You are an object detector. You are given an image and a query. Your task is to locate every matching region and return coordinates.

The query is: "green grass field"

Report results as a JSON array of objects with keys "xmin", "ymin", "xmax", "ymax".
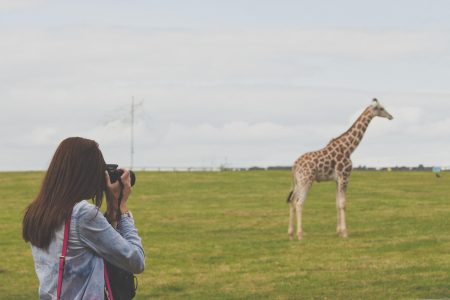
[{"xmin": 1, "ymin": 171, "xmax": 449, "ymax": 299}]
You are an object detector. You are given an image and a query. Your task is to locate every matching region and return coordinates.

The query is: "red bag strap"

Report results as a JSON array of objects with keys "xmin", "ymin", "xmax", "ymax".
[
  {"xmin": 104, "ymin": 260, "xmax": 114, "ymax": 300},
  {"xmin": 57, "ymin": 217, "xmax": 71, "ymax": 300}
]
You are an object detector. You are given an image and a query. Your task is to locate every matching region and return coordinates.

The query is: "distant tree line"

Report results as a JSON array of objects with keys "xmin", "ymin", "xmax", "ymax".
[{"xmin": 239, "ymin": 164, "xmax": 447, "ymax": 172}]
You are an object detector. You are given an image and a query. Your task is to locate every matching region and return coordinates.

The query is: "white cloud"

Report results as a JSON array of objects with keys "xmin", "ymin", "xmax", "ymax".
[
  {"xmin": 1, "ymin": 27, "xmax": 448, "ymax": 88},
  {"xmin": 0, "ymin": 0, "xmax": 48, "ymax": 11},
  {"xmin": 2, "ymin": 88, "xmax": 450, "ymax": 170},
  {"xmin": 29, "ymin": 127, "xmax": 58, "ymax": 145},
  {"xmin": 163, "ymin": 121, "xmax": 296, "ymax": 145}
]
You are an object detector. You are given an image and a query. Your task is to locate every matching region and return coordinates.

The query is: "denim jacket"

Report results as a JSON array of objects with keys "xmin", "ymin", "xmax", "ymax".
[{"xmin": 31, "ymin": 200, "xmax": 145, "ymax": 300}]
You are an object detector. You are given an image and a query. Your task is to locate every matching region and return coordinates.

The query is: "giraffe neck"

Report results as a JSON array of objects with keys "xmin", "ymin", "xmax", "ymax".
[{"xmin": 332, "ymin": 107, "xmax": 374, "ymax": 154}]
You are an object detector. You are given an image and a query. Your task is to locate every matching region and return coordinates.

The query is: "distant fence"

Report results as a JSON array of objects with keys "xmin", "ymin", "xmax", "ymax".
[
  {"xmin": 131, "ymin": 165, "xmax": 450, "ymax": 172},
  {"xmin": 133, "ymin": 166, "xmax": 272, "ymax": 172},
  {"xmin": 135, "ymin": 167, "xmax": 222, "ymax": 172}
]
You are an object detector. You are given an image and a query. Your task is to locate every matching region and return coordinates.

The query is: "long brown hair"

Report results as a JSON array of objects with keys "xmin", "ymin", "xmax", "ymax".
[{"xmin": 23, "ymin": 137, "xmax": 106, "ymax": 249}]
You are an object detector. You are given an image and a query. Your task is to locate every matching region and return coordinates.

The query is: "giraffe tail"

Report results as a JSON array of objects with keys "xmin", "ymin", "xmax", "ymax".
[{"xmin": 286, "ymin": 190, "xmax": 294, "ymax": 203}]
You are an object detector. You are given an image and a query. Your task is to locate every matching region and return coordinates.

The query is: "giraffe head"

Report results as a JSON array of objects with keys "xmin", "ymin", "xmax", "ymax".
[{"xmin": 370, "ymin": 98, "xmax": 393, "ymax": 120}]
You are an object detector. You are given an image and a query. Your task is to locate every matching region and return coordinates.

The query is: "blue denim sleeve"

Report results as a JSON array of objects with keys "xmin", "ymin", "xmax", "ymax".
[{"xmin": 76, "ymin": 205, "xmax": 145, "ymax": 274}]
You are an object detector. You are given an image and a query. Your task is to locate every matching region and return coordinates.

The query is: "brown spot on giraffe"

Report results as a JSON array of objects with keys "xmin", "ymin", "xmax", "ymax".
[
  {"xmin": 330, "ymin": 160, "xmax": 336, "ymax": 168},
  {"xmin": 287, "ymin": 99, "xmax": 393, "ymax": 241}
]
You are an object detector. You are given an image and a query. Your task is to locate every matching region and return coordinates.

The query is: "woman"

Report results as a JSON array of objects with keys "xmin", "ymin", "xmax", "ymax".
[{"xmin": 22, "ymin": 137, "xmax": 145, "ymax": 299}]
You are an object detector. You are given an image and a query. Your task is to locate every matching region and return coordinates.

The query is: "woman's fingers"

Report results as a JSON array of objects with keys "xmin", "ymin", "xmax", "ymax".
[
  {"xmin": 119, "ymin": 169, "xmax": 131, "ymax": 188},
  {"xmin": 105, "ymin": 171, "xmax": 111, "ymax": 187}
]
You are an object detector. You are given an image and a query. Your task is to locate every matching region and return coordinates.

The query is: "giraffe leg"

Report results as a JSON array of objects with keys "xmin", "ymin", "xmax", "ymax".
[
  {"xmin": 336, "ymin": 180, "xmax": 348, "ymax": 238},
  {"xmin": 295, "ymin": 200, "xmax": 304, "ymax": 240},
  {"xmin": 336, "ymin": 194, "xmax": 341, "ymax": 235},
  {"xmin": 288, "ymin": 202, "xmax": 295, "ymax": 240},
  {"xmin": 293, "ymin": 185, "xmax": 310, "ymax": 240},
  {"xmin": 335, "ymin": 182, "xmax": 342, "ymax": 234}
]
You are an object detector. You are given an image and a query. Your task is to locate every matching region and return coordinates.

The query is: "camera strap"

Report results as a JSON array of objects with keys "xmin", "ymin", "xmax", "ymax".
[
  {"xmin": 116, "ymin": 178, "xmax": 124, "ymax": 223},
  {"xmin": 104, "ymin": 177, "xmax": 124, "ymax": 300}
]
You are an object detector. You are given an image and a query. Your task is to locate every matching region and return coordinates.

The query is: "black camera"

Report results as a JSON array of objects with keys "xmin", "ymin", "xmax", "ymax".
[{"xmin": 106, "ymin": 164, "xmax": 136, "ymax": 187}]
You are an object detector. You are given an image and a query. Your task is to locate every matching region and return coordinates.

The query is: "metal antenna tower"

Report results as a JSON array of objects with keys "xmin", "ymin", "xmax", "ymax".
[{"xmin": 130, "ymin": 96, "xmax": 135, "ymax": 169}]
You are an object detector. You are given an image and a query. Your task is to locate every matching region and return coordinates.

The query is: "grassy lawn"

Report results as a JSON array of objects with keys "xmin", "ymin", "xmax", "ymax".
[{"xmin": 1, "ymin": 170, "xmax": 449, "ymax": 299}]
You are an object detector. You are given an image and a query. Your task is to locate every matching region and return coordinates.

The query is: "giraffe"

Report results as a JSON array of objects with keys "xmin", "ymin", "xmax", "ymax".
[{"xmin": 287, "ymin": 99, "xmax": 393, "ymax": 240}]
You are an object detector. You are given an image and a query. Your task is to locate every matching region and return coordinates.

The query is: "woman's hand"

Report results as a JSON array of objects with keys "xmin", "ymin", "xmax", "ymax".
[{"xmin": 105, "ymin": 168, "xmax": 132, "ymax": 220}]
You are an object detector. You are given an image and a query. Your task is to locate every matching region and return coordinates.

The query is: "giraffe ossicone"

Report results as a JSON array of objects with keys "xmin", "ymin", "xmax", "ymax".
[{"xmin": 287, "ymin": 99, "xmax": 393, "ymax": 240}]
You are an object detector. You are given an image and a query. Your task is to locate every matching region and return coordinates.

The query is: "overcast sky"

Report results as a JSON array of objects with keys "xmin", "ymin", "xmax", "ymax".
[{"xmin": 1, "ymin": 0, "xmax": 450, "ymax": 171}]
